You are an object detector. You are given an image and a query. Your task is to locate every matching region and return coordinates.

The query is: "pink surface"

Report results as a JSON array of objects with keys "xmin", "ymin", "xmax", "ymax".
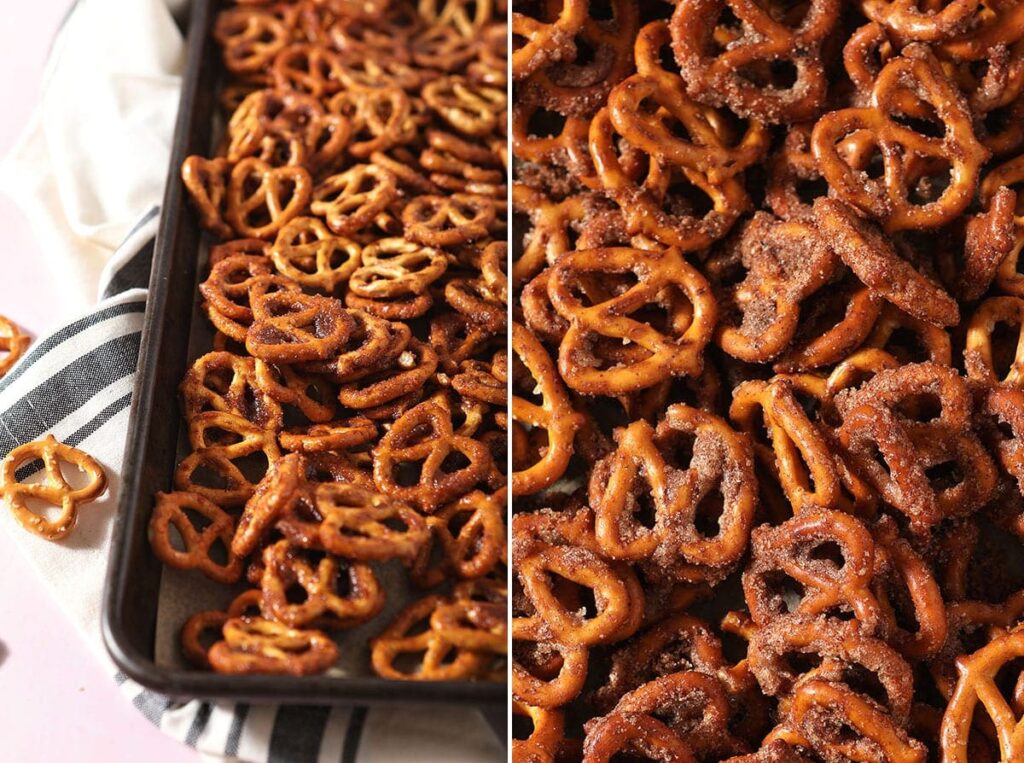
[{"xmin": 0, "ymin": 4, "xmax": 195, "ymax": 761}]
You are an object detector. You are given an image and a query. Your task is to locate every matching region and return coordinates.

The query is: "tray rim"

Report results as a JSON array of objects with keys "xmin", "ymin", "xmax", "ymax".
[{"xmin": 100, "ymin": 0, "xmax": 506, "ymax": 709}]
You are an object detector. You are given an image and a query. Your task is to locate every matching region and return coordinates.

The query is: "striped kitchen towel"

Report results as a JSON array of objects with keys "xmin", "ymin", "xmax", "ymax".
[{"xmin": 0, "ymin": 208, "xmax": 505, "ymax": 762}]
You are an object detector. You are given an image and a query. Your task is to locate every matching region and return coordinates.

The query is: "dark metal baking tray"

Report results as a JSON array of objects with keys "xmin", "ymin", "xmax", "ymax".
[{"xmin": 101, "ymin": 0, "xmax": 506, "ymax": 712}]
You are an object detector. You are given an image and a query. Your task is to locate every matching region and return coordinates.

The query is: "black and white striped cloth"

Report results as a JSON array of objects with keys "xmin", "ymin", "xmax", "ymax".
[{"xmin": 0, "ymin": 208, "xmax": 504, "ymax": 762}]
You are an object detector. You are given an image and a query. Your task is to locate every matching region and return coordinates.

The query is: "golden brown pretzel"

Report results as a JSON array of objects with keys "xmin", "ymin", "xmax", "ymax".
[
  {"xmin": 149, "ymin": 491, "xmax": 243, "ymax": 584},
  {"xmin": 208, "ymin": 616, "xmax": 339, "ymax": 676},
  {"xmin": 1, "ymin": 435, "xmax": 107, "ymax": 541},
  {"xmin": 670, "ymin": 0, "xmax": 840, "ymax": 123},
  {"xmin": 811, "ymin": 46, "xmax": 989, "ymax": 232},
  {"xmin": 548, "ymin": 246, "xmax": 716, "ymax": 395},
  {"xmin": 814, "ymin": 198, "xmax": 960, "ymax": 328}
]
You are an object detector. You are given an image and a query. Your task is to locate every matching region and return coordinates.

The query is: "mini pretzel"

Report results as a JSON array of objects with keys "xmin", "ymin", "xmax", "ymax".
[
  {"xmin": 521, "ymin": 0, "xmax": 639, "ymax": 119},
  {"xmin": 180, "ymin": 589, "xmax": 264, "ymax": 669},
  {"xmin": 311, "ymin": 164, "xmax": 398, "ymax": 235},
  {"xmin": 814, "ymin": 198, "xmax": 960, "ymax": 328},
  {"xmin": 713, "ymin": 213, "xmax": 839, "ymax": 363},
  {"xmin": 175, "ymin": 412, "xmax": 281, "ymax": 508},
  {"xmin": 422, "ymin": 76, "xmax": 506, "ymax": 137},
  {"xmin": 670, "ymin": 0, "xmax": 840, "ymax": 123},
  {"xmin": 835, "ymin": 362, "xmax": 997, "ymax": 531},
  {"xmin": 411, "ymin": 23, "xmax": 480, "ymax": 71},
  {"xmin": 430, "ymin": 599, "xmax": 507, "ymax": 654},
  {"xmin": 199, "ymin": 254, "xmax": 299, "ymax": 330},
  {"xmin": 328, "ymin": 86, "xmax": 414, "ymax": 158},
  {"xmin": 226, "ymin": 158, "xmax": 313, "ymax": 240},
  {"xmin": 811, "ymin": 46, "xmax": 989, "ymax": 232},
  {"xmin": 548, "ymin": 246, "xmax": 716, "ymax": 395},
  {"xmin": 347, "ymin": 237, "xmax": 448, "ymax": 299},
  {"xmin": 517, "ymin": 541, "xmax": 636, "ymax": 646},
  {"xmin": 207, "ymin": 616, "xmax": 339, "ymax": 676},
  {"xmin": 0, "ymin": 315, "xmax": 30, "ymax": 377},
  {"xmin": 431, "ymin": 490, "xmax": 505, "ymax": 579},
  {"xmin": 371, "ymin": 594, "xmax": 490, "ymax": 680},
  {"xmin": 585, "ymin": 671, "xmax": 746, "ymax": 762},
  {"xmin": 785, "ymin": 680, "xmax": 928, "ymax": 763},
  {"xmin": 270, "ymin": 216, "xmax": 362, "ymax": 292},
  {"xmin": 271, "ymin": 42, "xmax": 345, "ymax": 98},
  {"xmin": 611, "ymin": 20, "xmax": 770, "ymax": 182},
  {"xmin": 511, "ymin": 0, "xmax": 587, "ymax": 80},
  {"xmin": 279, "ymin": 416, "xmax": 377, "ymax": 453},
  {"xmin": 253, "ymin": 360, "xmax": 336, "ymax": 423},
  {"xmin": 401, "ymin": 194, "xmax": 496, "ymax": 247},
  {"xmin": 182, "ymin": 156, "xmax": 234, "ymax": 238},
  {"xmin": 148, "ymin": 491, "xmax": 243, "ymax": 584},
  {"xmin": 744, "ymin": 510, "xmax": 882, "ymax": 630},
  {"xmin": 213, "ymin": 6, "xmax": 296, "ymax": 75},
  {"xmin": 730, "ymin": 377, "xmax": 859, "ymax": 515},
  {"xmin": 940, "ymin": 625, "xmax": 1024, "ymax": 762},
  {"xmin": 305, "ymin": 482, "xmax": 428, "ymax": 561},
  {"xmin": 964, "ymin": 296, "xmax": 1024, "ymax": 386},
  {"xmin": 181, "ymin": 351, "xmax": 284, "ymax": 431},
  {"xmin": 1, "ymin": 435, "xmax": 107, "ymax": 541},
  {"xmin": 260, "ymin": 539, "xmax": 384, "ymax": 627},
  {"xmin": 748, "ymin": 614, "xmax": 915, "ymax": 721},
  {"xmin": 337, "ymin": 339, "xmax": 439, "ymax": 409},
  {"xmin": 311, "ymin": 308, "xmax": 411, "ymax": 382},
  {"xmin": 246, "ymin": 291, "xmax": 352, "ymax": 363},
  {"xmin": 588, "ymin": 108, "xmax": 750, "ymax": 251},
  {"xmin": 373, "ymin": 400, "xmax": 492, "ymax": 512},
  {"xmin": 871, "ymin": 517, "xmax": 947, "ymax": 660}
]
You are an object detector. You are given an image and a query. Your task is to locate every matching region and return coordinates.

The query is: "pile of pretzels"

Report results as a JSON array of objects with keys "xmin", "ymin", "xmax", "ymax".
[
  {"xmin": 512, "ymin": 1, "xmax": 1024, "ymax": 761},
  {"xmin": 163, "ymin": 0, "xmax": 508, "ymax": 680}
]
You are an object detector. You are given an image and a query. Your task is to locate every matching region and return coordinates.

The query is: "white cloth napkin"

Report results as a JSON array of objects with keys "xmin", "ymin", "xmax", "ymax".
[{"xmin": 0, "ymin": 1, "xmax": 504, "ymax": 760}]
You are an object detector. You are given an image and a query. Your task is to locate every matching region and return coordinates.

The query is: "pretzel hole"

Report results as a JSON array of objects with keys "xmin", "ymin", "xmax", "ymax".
[
  {"xmin": 807, "ymin": 540, "xmax": 845, "ymax": 568},
  {"xmin": 884, "ymin": 580, "xmax": 921, "ymax": 634},
  {"xmin": 395, "ymin": 461, "xmax": 424, "ymax": 487},
  {"xmin": 236, "ymin": 452, "xmax": 272, "ymax": 483},
  {"xmin": 693, "ymin": 488, "xmax": 725, "ymax": 538},
  {"xmin": 924, "ymin": 460, "xmax": 962, "ymax": 491},
  {"xmin": 795, "ymin": 176, "xmax": 828, "ymax": 204},
  {"xmin": 207, "ymin": 536, "xmax": 231, "ymax": 566},
  {"xmin": 867, "ymin": 444, "xmax": 892, "ymax": 476},
  {"xmin": 189, "ymin": 462, "xmax": 233, "ymax": 491},
  {"xmin": 765, "ymin": 571, "xmax": 806, "ymax": 614},
  {"xmin": 181, "ymin": 505, "xmax": 215, "ymax": 533},
  {"xmin": 512, "ymin": 711, "xmax": 536, "ymax": 740},
  {"xmin": 284, "ymin": 582, "xmax": 310, "ymax": 605},
  {"xmin": 890, "ymin": 111, "xmax": 945, "ymax": 141},
  {"xmin": 525, "ymin": 107, "xmax": 565, "ymax": 138},
  {"xmin": 441, "ymin": 451, "xmax": 472, "ymax": 472},
  {"xmin": 628, "ymin": 488, "xmax": 659, "ymax": 531},
  {"xmin": 989, "ymin": 319, "xmax": 1021, "ymax": 379},
  {"xmin": 719, "ymin": 626, "xmax": 749, "ymax": 667},
  {"xmin": 20, "ymin": 496, "xmax": 65, "ymax": 524},
  {"xmin": 665, "ymin": 177, "xmax": 714, "ymax": 219},
  {"xmin": 780, "ymin": 648, "xmax": 822, "ymax": 678},
  {"xmin": 908, "ymin": 167, "xmax": 952, "ymax": 206},
  {"xmin": 879, "ymin": 326, "xmax": 931, "ymax": 364},
  {"xmin": 842, "ymin": 664, "xmax": 892, "ymax": 710},
  {"xmin": 735, "ymin": 60, "xmax": 798, "ymax": 90},
  {"xmin": 893, "ymin": 392, "xmax": 942, "ymax": 423},
  {"xmin": 57, "ymin": 459, "xmax": 99, "ymax": 491}
]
